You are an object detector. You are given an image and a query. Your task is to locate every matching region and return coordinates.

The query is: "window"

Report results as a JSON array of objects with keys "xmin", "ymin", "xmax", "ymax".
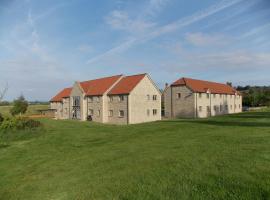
[
  {"xmin": 119, "ymin": 110, "xmax": 124, "ymax": 118},
  {"xmin": 89, "ymin": 109, "xmax": 93, "ymax": 115},
  {"xmin": 177, "ymin": 93, "xmax": 181, "ymax": 99},
  {"xmin": 199, "ymin": 106, "xmax": 202, "ymax": 112},
  {"xmin": 147, "ymin": 95, "xmax": 150, "ymax": 100},
  {"xmin": 153, "ymin": 95, "xmax": 157, "ymax": 101},
  {"xmin": 89, "ymin": 97, "xmax": 93, "ymax": 102},
  {"xmin": 109, "ymin": 110, "xmax": 113, "ymax": 117},
  {"xmin": 207, "ymin": 106, "xmax": 210, "ymax": 112},
  {"xmin": 207, "ymin": 94, "xmax": 210, "ymax": 99},
  {"xmin": 199, "ymin": 93, "xmax": 202, "ymax": 98},
  {"xmin": 97, "ymin": 110, "xmax": 100, "ymax": 117},
  {"xmin": 96, "ymin": 97, "xmax": 100, "ymax": 102},
  {"xmin": 153, "ymin": 109, "xmax": 158, "ymax": 115},
  {"xmin": 214, "ymin": 105, "xmax": 219, "ymax": 112},
  {"xmin": 147, "ymin": 109, "xmax": 150, "ymax": 116},
  {"xmin": 239, "ymin": 104, "xmax": 241, "ymax": 109},
  {"xmin": 109, "ymin": 97, "xmax": 113, "ymax": 102},
  {"xmin": 73, "ymin": 96, "xmax": 80, "ymax": 106},
  {"xmin": 235, "ymin": 104, "xmax": 237, "ymax": 109},
  {"xmin": 119, "ymin": 95, "xmax": 125, "ymax": 102},
  {"xmin": 220, "ymin": 105, "xmax": 222, "ymax": 112},
  {"xmin": 225, "ymin": 105, "xmax": 228, "ymax": 110}
]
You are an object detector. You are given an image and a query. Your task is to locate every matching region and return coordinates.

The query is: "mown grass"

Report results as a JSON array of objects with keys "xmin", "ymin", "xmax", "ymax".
[
  {"xmin": 0, "ymin": 110, "xmax": 270, "ymax": 200},
  {"xmin": 0, "ymin": 104, "xmax": 49, "ymax": 117}
]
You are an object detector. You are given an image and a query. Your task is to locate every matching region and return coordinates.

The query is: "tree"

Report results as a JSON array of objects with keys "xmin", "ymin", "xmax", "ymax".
[
  {"xmin": 10, "ymin": 95, "xmax": 28, "ymax": 116},
  {"xmin": 226, "ymin": 82, "xmax": 232, "ymax": 87},
  {"xmin": 0, "ymin": 83, "xmax": 8, "ymax": 102}
]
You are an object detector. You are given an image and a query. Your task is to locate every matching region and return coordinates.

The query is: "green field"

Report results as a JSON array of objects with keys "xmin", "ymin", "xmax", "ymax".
[
  {"xmin": 0, "ymin": 110, "xmax": 270, "ymax": 199},
  {"xmin": 0, "ymin": 104, "xmax": 49, "ymax": 117}
]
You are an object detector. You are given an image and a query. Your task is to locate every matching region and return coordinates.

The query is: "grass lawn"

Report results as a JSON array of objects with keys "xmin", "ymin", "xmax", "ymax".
[
  {"xmin": 0, "ymin": 104, "xmax": 49, "ymax": 117},
  {"xmin": 0, "ymin": 110, "xmax": 270, "ymax": 199}
]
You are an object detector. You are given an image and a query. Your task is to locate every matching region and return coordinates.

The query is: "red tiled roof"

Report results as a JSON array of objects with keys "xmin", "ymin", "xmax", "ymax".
[
  {"xmin": 108, "ymin": 74, "xmax": 146, "ymax": 95},
  {"xmin": 171, "ymin": 77, "xmax": 238, "ymax": 95},
  {"xmin": 80, "ymin": 75, "xmax": 123, "ymax": 96},
  {"xmin": 50, "ymin": 88, "xmax": 72, "ymax": 102}
]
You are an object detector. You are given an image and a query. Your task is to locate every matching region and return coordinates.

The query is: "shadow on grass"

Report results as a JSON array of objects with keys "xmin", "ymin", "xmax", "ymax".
[
  {"xmin": 162, "ymin": 120, "xmax": 270, "ymax": 128},
  {"xmin": 161, "ymin": 111, "xmax": 270, "ymax": 128},
  {"xmin": 0, "ymin": 143, "xmax": 9, "ymax": 149},
  {"xmin": 185, "ymin": 120, "xmax": 270, "ymax": 128},
  {"xmin": 230, "ymin": 112, "xmax": 270, "ymax": 119}
]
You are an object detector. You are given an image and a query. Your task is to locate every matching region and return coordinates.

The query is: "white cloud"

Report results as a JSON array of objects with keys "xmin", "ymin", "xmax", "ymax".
[
  {"xmin": 90, "ymin": 0, "xmax": 244, "ymax": 64},
  {"xmin": 146, "ymin": 0, "xmax": 170, "ymax": 16},
  {"xmin": 185, "ymin": 32, "xmax": 231, "ymax": 46},
  {"xmin": 169, "ymin": 50, "xmax": 270, "ymax": 72},
  {"xmin": 105, "ymin": 10, "xmax": 156, "ymax": 33}
]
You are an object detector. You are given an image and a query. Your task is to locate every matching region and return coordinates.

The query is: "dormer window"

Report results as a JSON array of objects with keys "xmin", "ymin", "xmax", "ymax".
[
  {"xmin": 109, "ymin": 96, "xmax": 113, "ymax": 102},
  {"xmin": 119, "ymin": 95, "xmax": 125, "ymax": 102}
]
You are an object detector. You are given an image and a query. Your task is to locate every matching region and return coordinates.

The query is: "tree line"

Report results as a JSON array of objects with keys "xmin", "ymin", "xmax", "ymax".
[{"xmin": 236, "ymin": 86, "xmax": 270, "ymax": 107}]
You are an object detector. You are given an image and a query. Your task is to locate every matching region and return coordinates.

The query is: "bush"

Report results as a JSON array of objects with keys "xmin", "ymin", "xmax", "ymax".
[
  {"xmin": 0, "ymin": 113, "xmax": 3, "ymax": 124},
  {"xmin": 0, "ymin": 117, "xmax": 18, "ymax": 130},
  {"xmin": 10, "ymin": 95, "xmax": 28, "ymax": 116},
  {"xmin": 0, "ymin": 117, "xmax": 41, "ymax": 131}
]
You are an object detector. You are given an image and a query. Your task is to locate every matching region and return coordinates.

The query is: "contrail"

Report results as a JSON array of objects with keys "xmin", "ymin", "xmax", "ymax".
[{"xmin": 86, "ymin": 0, "xmax": 244, "ymax": 64}]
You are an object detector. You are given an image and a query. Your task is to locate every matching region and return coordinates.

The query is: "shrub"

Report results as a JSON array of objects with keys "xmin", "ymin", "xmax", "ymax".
[
  {"xmin": 0, "ymin": 117, "xmax": 41, "ymax": 131},
  {"xmin": 0, "ymin": 117, "xmax": 18, "ymax": 130},
  {"xmin": 0, "ymin": 113, "xmax": 3, "ymax": 124}
]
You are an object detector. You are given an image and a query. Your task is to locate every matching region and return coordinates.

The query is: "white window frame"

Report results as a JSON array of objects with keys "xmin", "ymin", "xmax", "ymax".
[
  {"xmin": 109, "ymin": 96, "xmax": 113, "ymax": 102},
  {"xmin": 119, "ymin": 110, "xmax": 125, "ymax": 118},
  {"xmin": 119, "ymin": 95, "xmax": 125, "ymax": 102}
]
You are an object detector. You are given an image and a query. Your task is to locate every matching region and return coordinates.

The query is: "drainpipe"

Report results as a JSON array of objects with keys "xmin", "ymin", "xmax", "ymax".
[
  {"xmin": 127, "ymin": 95, "xmax": 129, "ymax": 125},
  {"xmin": 210, "ymin": 92, "xmax": 212, "ymax": 117},
  {"xmin": 195, "ymin": 93, "xmax": 198, "ymax": 118},
  {"xmin": 171, "ymin": 86, "xmax": 173, "ymax": 118}
]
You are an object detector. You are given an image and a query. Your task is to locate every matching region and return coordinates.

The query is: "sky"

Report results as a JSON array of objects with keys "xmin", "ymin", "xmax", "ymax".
[{"xmin": 0, "ymin": 0, "xmax": 270, "ymax": 101}]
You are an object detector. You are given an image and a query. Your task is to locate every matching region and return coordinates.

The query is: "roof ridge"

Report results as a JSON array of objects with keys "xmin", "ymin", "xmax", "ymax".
[
  {"xmin": 124, "ymin": 73, "xmax": 147, "ymax": 78},
  {"xmin": 108, "ymin": 73, "xmax": 146, "ymax": 95},
  {"xmin": 80, "ymin": 74, "xmax": 123, "ymax": 84}
]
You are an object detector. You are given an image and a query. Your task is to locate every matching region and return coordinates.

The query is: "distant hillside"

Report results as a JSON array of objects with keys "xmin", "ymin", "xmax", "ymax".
[{"xmin": 236, "ymin": 86, "xmax": 270, "ymax": 107}]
